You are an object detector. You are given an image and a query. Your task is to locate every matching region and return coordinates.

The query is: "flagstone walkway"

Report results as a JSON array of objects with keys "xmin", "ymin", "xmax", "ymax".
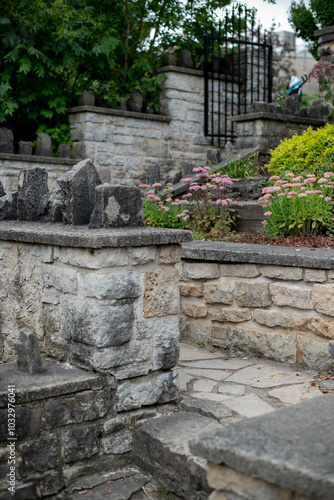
[{"xmin": 175, "ymin": 341, "xmax": 332, "ymax": 421}]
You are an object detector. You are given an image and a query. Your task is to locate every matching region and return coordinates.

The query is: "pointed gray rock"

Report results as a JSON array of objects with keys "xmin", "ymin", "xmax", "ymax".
[
  {"xmin": 17, "ymin": 168, "xmax": 49, "ymax": 221},
  {"xmin": 57, "ymin": 158, "xmax": 102, "ymax": 225},
  {"xmin": 17, "ymin": 328, "xmax": 44, "ymax": 374},
  {"xmin": 0, "ymin": 192, "xmax": 17, "ymax": 220},
  {"xmin": 38, "ymin": 187, "xmax": 63, "ymax": 222},
  {"xmin": 89, "ymin": 184, "xmax": 144, "ymax": 228},
  {"xmin": 0, "ymin": 181, "xmax": 5, "ymax": 198}
]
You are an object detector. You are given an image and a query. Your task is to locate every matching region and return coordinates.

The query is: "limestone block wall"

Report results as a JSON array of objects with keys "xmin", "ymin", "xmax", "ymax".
[
  {"xmin": 0, "ymin": 154, "xmax": 77, "ymax": 192},
  {"xmin": 179, "ymin": 242, "xmax": 334, "ymax": 373},
  {"xmin": 68, "ymin": 67, "xmax": 243, "ymax": 185},
  {"xmin": 0, "ymin": 222, "xmax": 192, "ymax": 497}
]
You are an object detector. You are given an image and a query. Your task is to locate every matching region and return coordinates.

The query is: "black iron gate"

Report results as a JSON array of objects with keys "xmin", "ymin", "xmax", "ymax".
[{"xmin": 204, "ymin": 4, "xmax": 273, "ymax": 145}]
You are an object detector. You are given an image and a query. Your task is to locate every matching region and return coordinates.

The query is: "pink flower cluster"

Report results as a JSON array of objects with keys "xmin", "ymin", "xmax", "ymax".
[{"xmin": 259, "ymin": 172, "xmax": 334, "ymax": 210}]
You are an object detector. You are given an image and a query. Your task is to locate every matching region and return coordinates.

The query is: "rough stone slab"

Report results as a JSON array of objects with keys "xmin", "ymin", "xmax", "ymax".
[
  {"xmin": 191, "ymin": 392, "xmax": 234, "ymax": 403},
  {"xmin": 69, "ymin": 475, "xmax": 148, "ymax": 500},
  {"xmin": 268, "ymin": 384, "xmax": 323, "ymax": 405},
  {"xmin": 222, "ymin": 393, "xmax": 275, "ymax": 418},
  {"xmin": 234, "ymin": 281, "xmax": 272, "ymax": 308},
  {"xmin": 329, "ymin": 341, "xmax": 334, "ymax": 358},
  {"xmin": 133, "ymin": 413, "xmax": 221, "ymax": 499},
  {"xmin": 178, "ymin": 371, "xmax": 194, "ymax": 391},
  {"xmin": 84, "ymin": 271, "xmax": 141, "ymax": 300},
  {"xmin": 220, "ymin": 263, "xmax": 260, "ymax": 278},
  {"xmin": 143, "ymin": 268, "xmax": 179, "ymax": 317},
  {"xmin": 35, "ymin": 133, "xmax": 52, "ymax": 157},
  {"xmin": 0, "ymin": 127, "xmax": 14, "ymax": 153},
  {"xmin": 269, "ymin": 283, "xmax": 312, "ymax": 310},
  {"xmin": 179, "ymin": 283, "xmax": 203, "ymax": 297},
  {"xmin": 181, "ymin": 241, "xmax": 334, "ymax": 270},
  {"xmin": 226, "ymin": 364, "xmax": 316, "ymax": 388},
  {"xmin": 312, "ymin": 284, "xmax": 334, "ymax": 317},
  {"xmin": 57, "ymin": 158, "xmax": 102, "ymax": 225},
  {"xmin": 89, "ymin": 184, "xmax": 144, "ymax": 228},
  {"xmin": 182, "ymin": 302, "xmax": 208, "ymax": 318},
  {"xmin": 17, "ymin": 167, "xmax": 49, "ymax": 221},
  {"xmin": 116, "ymin": 371, "xmax": 179, "ymax": 411},
  {"xmin": 61, "ymin": 298, "xmax": 134, "ymax": 347},
  {"xmin": 180, "ymin": 396, "xmax": 233, "ymax": 420},
  {"xmin": 179, "ymin": 343, "xmax": 223, "ymax": 361},
  {"xmin": 38, "ymin": 187, "xmax": 63, "ymax": 222},
  {"xmin": 0, "ymin": 221, "xmax": 193, "ymax": 248},
  {"xmin": 203, "ymin": 281, "xmax": 234, "ymax": 305},
  {"xmin": 261, "ymin": 265, "xmax": 303, "ymax": 280},
  {"xmin": 0, "ymin": 360, "xmax": 106, "ymax": 406},
  {"xmin": 189, "ymin": 395, "xmax": 334, "ymax": 500},
  {"xmin": 179, "ymin": 359, "xmax": 255, "ymax": 370},
  {"xmin": 209, "ymin": 306, "xmax": 251, "ymax": 323},
  {"xmin": 185, "ymin": 262, "xmax": 220, "ymax": 279},
  {"xmin": 16, "ymin": 328, "xmax": 43, "ymax": 374}
]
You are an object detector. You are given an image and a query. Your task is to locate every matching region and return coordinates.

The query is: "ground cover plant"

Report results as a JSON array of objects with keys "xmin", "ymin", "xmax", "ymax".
[
  {"xmin": 268, "ymin": 124, "xmax": 334, "ymax": 178},
  {"xmin": 140, "ymin": 166, "xmax": 239, "ymax": 238},
  {"xmin": 259, "ymin": 172, "xmax": 334, "ymax": 236}
]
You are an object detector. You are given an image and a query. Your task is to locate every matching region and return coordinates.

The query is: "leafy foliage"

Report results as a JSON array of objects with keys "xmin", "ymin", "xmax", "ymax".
[
  {"xmin": 268, "ymin": 125, "xmax": 334, "ymax": 178},
  {"xmin": 259, "ymin": 172, "xmax": 334, "ymax": 237},
  {"xmin": 288, "ymin": 0, "xmax": 334, "ymax": 59},
  {"xmin": 213, "ymin": 149, "xmax": 259, "ymax": 178}
]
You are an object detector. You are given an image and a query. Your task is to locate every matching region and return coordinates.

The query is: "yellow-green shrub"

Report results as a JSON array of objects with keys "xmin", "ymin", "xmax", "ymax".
[{"xmin": 268, "ymin": 124, "xmax": 334, "ymax": 178}]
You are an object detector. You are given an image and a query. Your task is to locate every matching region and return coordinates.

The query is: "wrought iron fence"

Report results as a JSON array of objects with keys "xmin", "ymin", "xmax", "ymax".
[{"xmin": 204, "ymin": 3, "xmax": 273, "ymax": 145}]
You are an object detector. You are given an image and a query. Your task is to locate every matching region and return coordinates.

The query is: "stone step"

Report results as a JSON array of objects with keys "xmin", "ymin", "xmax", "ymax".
[
  {"xmin": 132, "ymin": 412, "xmax": 222, "ymax": 500},
  {"xmin": 190, "ymin": 394, "xmax": 334, "ymax": 500}
]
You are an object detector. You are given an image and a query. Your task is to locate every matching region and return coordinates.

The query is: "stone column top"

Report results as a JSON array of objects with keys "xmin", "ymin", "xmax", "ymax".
[{"xmin": 0, "ymin": 221, "xmax": 193, "ymax": 248}]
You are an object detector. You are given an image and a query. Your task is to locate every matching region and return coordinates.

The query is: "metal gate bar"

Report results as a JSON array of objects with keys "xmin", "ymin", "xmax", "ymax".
[{"xmin": 204, "ymin": 3, "xmax": 273, "ymax": 146}]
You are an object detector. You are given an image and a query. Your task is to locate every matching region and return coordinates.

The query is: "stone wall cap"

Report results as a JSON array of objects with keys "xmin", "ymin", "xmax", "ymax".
[
  {"xmin": 0, "ymin": 359, "xmax": 107, "ymax": 405},
  {"xmin": 181, "ymin": 240, "xmax": 334, "ymax": 269},
  {"xmin": 157, "ymin": 65, "xmax": 243, "ymax": 83},
  {"xmin": 189, "ymin": 394, "xmax": 334, "ymax": 500},
  {"xmin": 231, "ymin": 112, "xmax": 326, "ymax": 126},
  {"xmin": 67, "ymin": 105, "xmax": 171, "ymax": 122},
  {"xmin": 0, "ymin": 153, "xmax": 77, "ymax": 165},
  {"xmin": 314, "ymin": 25, "xmax": 334, "ymax": 38},
  {"xmin": 0, "ymin": 221, "xmax": 193, "ymax": 248}
]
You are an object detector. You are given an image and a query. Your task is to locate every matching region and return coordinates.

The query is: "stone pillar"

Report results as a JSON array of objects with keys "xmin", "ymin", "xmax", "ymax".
[{"xmin": 315, "ymin": 25, "xmax": 334, "ymax": 63}]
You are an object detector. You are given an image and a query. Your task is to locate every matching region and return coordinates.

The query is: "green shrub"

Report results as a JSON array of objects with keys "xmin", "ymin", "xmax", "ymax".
[{"xmin": 268, "ymin": 124, "xmax": 334, "ymax": 178}]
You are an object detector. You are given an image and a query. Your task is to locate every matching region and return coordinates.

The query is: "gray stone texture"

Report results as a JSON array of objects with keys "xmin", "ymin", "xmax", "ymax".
[
  {"xmin": 179, "ymin": 396, "xmax": 233, "ymax": 421},
  {"xmin": 133, "ymin": 413, "xmax": 221, "ymax": 499},
  {"xmin": 178, "ymin": 49, "xmax": 193, "ymax": 68},
  {"xmin": 35, "ymin": 133, "xmax": 52, "ymax": 157},
  {"xmin": 16, "ymin": 328, "xmax": 44, "ymax": 374},
  {"xmin": 38, "ymin": 187, "xmax": 63, "ymax": 222},
  {"xmin": 62, "ymin": 298, "xmax": 135, "ymax": 347},
  {"xmin": 18, "ymin": 141, "xmax": 33, "ymax": 155},
  {"xmin": 0, "ymin": 192, "xmax": 17, "ymax": 220},
  {"xmin": 190, "ymin": 394, "xmax": 334, "ymax": 500},
  {"xmin": 84, "ymin": 271, "xmax": 141, "ymax": 300},
  {"xmin": 0, "ymin": 182, "xmax": 5, "ymax": 198},
  {"xmin": 0, "ymin": 127, "xmax": 14, "ymax": 153},
  {"xmin": 57, "ymin": 158, "xmax": 102, "ymax": 225},
  {"xmin": 17, "ymin": 167, "xmax": 49, "ymax": 221},
  {"xmin": 0, "ymin": 221, "xmax": 193, "ymax": 248},
  {"xmin": 181, "ymin": 241, "xmax": 334, "ymax": 269},
  {"xmin": 127, "ymin": 91, "xmax": 143, "ymax": 113},
  {"xmin": 78, "ymin": 91, "xmax": 95, "ymax": 106},
  {"xmin": 57, "ymin": 144, "xmax": 71, "ymax": 158},
  {"xmin": 89, "ymin": 184, "xmax": 144, "ymax": 228},
  {"xmin": 329, "ymin": 341, "xmax": 334, "ymax": 358}
]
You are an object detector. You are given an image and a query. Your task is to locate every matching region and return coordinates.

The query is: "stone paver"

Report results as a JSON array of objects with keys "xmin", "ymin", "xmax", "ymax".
[
  {"xmin": 179, "ymin": 358, "xmax": 256, "ymax": 370},
  {"xmin": 179, "ymin": 343, "xmax": 223, "ymax": 361},
  {"xmin": 222, "ymin": 393, "xmax": 275, "ymax": 418},
  {"xmin": 268, "ymin": 383, "xmax": 323, "ymax": 405},
  {"xmin": 225, "ymin": 363, "xmax": 316, "ymax": 388},
  {"xmin": 177, "ymin": 342, "xmax": 322, "ymax": 422},
  {"xmin": 217, "ymin": 383, "xmax": 246, "ymax": 396},
  {"xmin": 178, "ymin": 367, "xmax": 231, "ymax": 382}
]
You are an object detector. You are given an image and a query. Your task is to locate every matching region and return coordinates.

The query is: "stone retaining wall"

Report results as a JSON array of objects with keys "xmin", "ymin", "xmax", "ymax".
[
  {"xmin": 68, "ymin": 67, "xmax": 245, "ymax": 185},
  {"xmin": 0, "ymin": 154, "xmax": 77, "ymax": 192},
  {"xmin": 0, "ymin": 222, "xmax": 192, "ymax": 498},
  {"xmin": 179, "ymin": 241, "xmax": 334, "ymax": 372}
]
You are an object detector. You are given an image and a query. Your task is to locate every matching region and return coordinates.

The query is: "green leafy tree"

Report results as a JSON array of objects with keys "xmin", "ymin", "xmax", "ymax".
[
  {"xmin": 1, "ymin": 0, "xmax": 274, "ymax": 149},
  {"xmin": 288, "ymin": 0, "xmax": 334, "ymax": 59}
]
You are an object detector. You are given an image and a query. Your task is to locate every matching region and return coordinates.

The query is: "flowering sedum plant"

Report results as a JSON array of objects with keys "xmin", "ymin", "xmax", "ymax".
[
  {"xmin": 140, "ymin": 182, "xmax": 189, "ymax": 229},
  {"xmin": 259, "ymin": 172, "xmax": 334, "ymax": 236},
  {"xmin": 140, "ymin": 167, "xmax": 238, "ymax": 237},
  {"xmin": 180, "ymin": 167, "xmax": 237, "ymax": 237}
]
